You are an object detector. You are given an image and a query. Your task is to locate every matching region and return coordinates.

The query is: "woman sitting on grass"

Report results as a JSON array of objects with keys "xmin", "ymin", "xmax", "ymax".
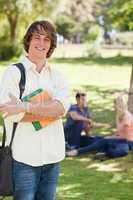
[{"xmin": 66, "ymin": 96, "xmax": 133, "ymax": 158}]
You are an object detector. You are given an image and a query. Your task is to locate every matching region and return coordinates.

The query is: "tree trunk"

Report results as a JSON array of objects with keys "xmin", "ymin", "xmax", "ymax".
[
  {"xmin": 128, "ymin": 64, "xmax": 133, "ymax": 113},
  {"xmin": 7, "ymin": 15, "xmax": 18, "ymax": 46}
]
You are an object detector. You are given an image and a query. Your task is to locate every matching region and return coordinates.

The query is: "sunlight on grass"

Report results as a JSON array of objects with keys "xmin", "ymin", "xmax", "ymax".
[
  {"xmin": 58, "ymin": 183, "xmax": 81, "ymax": 192},
  {"xmin": 88, "ymin": 163, "xmax": 122, "ymax": 172},
  {"xmin": 0, "ymin": 56, "xmax": 133, "ymax": 200},
  {"xmin": 53, "ymin": 64, "xmax": 131, "ymax": 90}
]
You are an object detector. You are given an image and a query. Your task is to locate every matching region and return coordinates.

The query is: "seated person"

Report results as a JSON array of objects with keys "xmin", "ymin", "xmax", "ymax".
[
  {"xmin": 66, "ymin": 95, "xmax": 133, "ymax": 158},
  {"xmin": 64, "ymin": 92, "xmax": 102, "ymax": 150}
]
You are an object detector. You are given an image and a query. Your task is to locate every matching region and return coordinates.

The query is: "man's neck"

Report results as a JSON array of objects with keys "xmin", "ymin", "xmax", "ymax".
[
  {"xmin": 78, "ymin": 104, "xmax": 84, "ymax": 111},
  {"xmin": 28, "ymin": 55, "xmax": 46, "ymax": 73}
]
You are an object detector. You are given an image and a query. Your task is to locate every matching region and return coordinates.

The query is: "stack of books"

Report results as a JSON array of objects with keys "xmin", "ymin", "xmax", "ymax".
[{"xmin": 21, "ymin": 88, "xmax": 56, "ymax": 131}]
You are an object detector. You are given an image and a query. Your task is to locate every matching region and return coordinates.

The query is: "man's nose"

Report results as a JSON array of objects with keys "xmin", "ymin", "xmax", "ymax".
[{"xmin": 39, "ymin": 38, "xmax": 45, "ymax": 46}]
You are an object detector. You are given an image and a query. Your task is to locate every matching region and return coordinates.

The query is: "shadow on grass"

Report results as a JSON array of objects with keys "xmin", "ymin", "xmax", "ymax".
[
  {"xmin": 51, "ymin": 55, "xmax": 133, "ymax": 66},
  {"xmin": 57, "ymin": 155, "xmax": 133, "ymax": 200},
  {"xmin": 82, "ymin": 85, "xmax": 128, "ymax": 97},
  {"xmin": 58, "ymin": 84, "xmax": 133, "ymax": 199}
]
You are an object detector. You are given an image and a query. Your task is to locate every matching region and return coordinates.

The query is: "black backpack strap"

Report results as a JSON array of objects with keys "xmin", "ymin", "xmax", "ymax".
[
  {"xmin": 15, "ymin": 63, "xmax": 26, "ymax": 99},
  {"xmin": 2, "ymin": 63, "xmax": 26, "ymax": 148}
]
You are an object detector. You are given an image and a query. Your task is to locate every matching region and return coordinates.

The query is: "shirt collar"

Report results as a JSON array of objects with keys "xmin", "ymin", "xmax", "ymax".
[{"xmin": 20, "ymin": 55, "xmax": 50, "ymax": 72}]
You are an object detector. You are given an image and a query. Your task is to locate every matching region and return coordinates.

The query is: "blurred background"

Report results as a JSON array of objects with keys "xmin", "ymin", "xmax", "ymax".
[
  {"xmin": 0, "ymin": 1, "xmax": 133, "ymax": 200},
  {"xmin": 0, "ymin": 0, "xmax": 132, "ymax": 60}
]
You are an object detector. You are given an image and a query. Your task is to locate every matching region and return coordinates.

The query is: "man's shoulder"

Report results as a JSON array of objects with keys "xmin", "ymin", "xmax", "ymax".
[
  {"xmin": 69, "ymin": 104, "xmax": 78, "ymax": 111},
  {"xmin": 3, "ymin": 64, "xmax": 21, "ymax": 77}
]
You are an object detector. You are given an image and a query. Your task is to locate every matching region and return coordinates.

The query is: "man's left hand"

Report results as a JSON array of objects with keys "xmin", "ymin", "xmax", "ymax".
[{"xmin": 0, "ymin": 94, "xmax": 23, "ymax": 118}]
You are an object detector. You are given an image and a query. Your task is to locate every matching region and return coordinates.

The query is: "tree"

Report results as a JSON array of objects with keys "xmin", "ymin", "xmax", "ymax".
[
  {"xmin": 0, "ymin": 0, "xmax": 60, "ymax": 46},
  {"xmin": 0, "ymin": 0, "xmax": 32, "ymax": 46},
  {"xmin": 55, "ymin": 0, "xmax": 98, "ymax": 43},
  {"xmin": 96, "ymin": 0, "xmax": 133, "ymax": 31},
  {"xmin": 56, "ymin": 14, "xmax": 77, "ymax": 41}
]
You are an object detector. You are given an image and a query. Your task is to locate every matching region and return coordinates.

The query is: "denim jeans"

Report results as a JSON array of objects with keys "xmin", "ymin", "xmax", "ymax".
[
  {"xmin": 12, "ymin": 159, "xmax": 60, "ymax": 200},
  {"xmin": 78, "ymin": 138, "xmax": 131, "ymax": 158}
]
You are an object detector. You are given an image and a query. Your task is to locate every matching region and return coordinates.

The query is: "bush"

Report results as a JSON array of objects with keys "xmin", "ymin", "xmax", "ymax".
[
  {"xmin": 81, "ymin": 25, "xmax": 100, "ymax": 43},
  {"xmin": 0, "ymin": 39, "xmax": 22, "ymax": 60}
]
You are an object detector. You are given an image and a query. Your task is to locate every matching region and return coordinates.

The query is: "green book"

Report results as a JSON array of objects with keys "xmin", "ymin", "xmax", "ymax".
[{"xmin": 22, "ymin": 88, "xmax": 43, "ymax": 101}]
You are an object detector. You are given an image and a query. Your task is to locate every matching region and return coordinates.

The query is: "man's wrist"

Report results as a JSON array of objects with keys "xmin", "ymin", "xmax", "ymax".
[{"xmin": 22, "ymin": 102, "xmax": 32, "ymax": 113}]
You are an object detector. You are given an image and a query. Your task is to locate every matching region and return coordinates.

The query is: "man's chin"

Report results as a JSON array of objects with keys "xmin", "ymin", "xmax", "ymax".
[{"xmin": 35, "ymin": 52, "xmax": 47, "ymax": 59}]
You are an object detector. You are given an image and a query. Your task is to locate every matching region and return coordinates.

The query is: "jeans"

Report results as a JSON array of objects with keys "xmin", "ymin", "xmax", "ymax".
[
  {"xmin": 64, "ymin": 123, "xmax": 84, "ymax": 148},
  {"xmin": 12, "ymin": 159, "xmax": 60, "ymax": 200},
  {"xmin": 78, "ymin": 138, "xmax": 132, "ymax": 158}
]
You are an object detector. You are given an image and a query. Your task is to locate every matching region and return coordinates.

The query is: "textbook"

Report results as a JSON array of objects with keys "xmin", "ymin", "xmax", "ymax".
[{"xmin": 21, "ymin": 88, "xmax": 56, "ymax": 131}]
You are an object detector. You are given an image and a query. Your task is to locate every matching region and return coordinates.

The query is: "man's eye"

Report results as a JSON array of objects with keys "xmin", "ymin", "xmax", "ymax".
[
  {"xmin": 35, "ymin": 36, "xmax": 40, "ymax": 39},
  {"xmin": 45, "ymin": 38, "xmax": 50, "ymax": 41}
]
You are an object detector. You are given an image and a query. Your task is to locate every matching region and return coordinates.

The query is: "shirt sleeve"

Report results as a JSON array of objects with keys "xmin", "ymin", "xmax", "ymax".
[
  {"xmin": 0, "ymin": 65, "xmax": 25, "ymax": 122},
  {"xmin": 52, "ymin": 70, "xmax": 70, "ymax": 115},
  {"xmin": 68, "ymin": 105, "xmax": 77, "ymax": 112}
]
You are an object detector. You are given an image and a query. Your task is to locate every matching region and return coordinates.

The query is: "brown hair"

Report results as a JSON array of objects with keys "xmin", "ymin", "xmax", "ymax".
[{"xmin": 23, "ymin": 20, "xmax": 57, "ymax": 58}]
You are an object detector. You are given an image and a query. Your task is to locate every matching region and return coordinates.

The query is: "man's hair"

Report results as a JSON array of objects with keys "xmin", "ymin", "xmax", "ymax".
[
  {"xmin": 23, "ymin": 20, "xmax": 57, "ymax": 58},
  {"xmin": 76, "ymin": 92, "xmax": 86, "ymax": 99}
]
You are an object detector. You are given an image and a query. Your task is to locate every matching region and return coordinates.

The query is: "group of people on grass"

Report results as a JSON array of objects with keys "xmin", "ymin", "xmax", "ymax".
[{"xmin": 64, "ymin": 92, "xmax": 133, "ymax": 160}]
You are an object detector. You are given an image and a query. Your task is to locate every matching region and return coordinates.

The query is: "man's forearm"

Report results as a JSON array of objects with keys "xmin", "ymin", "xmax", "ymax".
[
  {"xmin": 75, "ymin": 115, "xmax": 90, "ymax": 122},
  {"xmin": 23, "ymin": 100, "xmax": 65, "ymax": 118},
  {"xmin": 69, "ymin": 111, "xmax": 91, "ymax": 122}
]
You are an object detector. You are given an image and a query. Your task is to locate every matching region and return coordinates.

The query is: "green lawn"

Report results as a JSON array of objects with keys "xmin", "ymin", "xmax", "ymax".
[{"xmin": 0, "ymin": 55, "xmax": 133, "ymax": 200}]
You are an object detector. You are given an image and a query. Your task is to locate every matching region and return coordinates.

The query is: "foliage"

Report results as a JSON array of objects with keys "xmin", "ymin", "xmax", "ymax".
[
  {"xmin": 56, "ymin": 13, "xmax": 88, "ymax": 42},
  {"xmin": 55, "ymin": 14, "xmax": 77, "ymax": 40},
  {"xmin": 55, "ymin": 0, "xmax": 98, "ymax": 43},
  {"xmin": 97, "ymin": 0, "xmax": 133, "ymax": 31},
  {"xmin": 81, "ymin": 25, "xmax": 100, "ymax": 43},
  {"xmin": 0, "ymin": 0, "xmax": 32, "ymax": 44},
  {"xmin": 0, "ymin": 0, "xmax": 60, "ymax": 59},
  {"xmin": 0, "ymin": 42, "xmax": 22, "ymax": 61}
]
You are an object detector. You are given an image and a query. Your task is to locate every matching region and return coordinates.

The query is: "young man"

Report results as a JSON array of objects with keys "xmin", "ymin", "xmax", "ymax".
[
  {"xmin": 0, "ymin": 20, "xmax": 69, "ymax": 200},
  {"xmin": 64, "ymin": 92, "xmax": 97, "ymax": 150}
]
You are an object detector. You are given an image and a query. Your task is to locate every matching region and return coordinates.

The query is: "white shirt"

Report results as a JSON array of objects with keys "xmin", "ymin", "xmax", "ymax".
[{"xmin": 0, "ymin": 56, "xmax": 70, "ymax": 166}]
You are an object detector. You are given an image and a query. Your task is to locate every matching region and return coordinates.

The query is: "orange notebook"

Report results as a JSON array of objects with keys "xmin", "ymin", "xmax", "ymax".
[{"xmin": 21, "ymin": 88, "xmax": 57, "ymax": 130}]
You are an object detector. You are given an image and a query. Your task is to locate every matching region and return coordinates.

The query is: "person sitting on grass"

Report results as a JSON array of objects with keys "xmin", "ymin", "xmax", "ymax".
[
  {"xmin": 66, "ymin": 95, "xmax": 133, "ymax": 159},
  {"xmin": 64, "ymin": 92, "xmax": 102, "ymax": 150}
]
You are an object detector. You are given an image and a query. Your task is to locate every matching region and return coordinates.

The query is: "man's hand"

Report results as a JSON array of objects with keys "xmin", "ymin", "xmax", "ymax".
[
  {"xmin": 0, "ymin": 94, "xmax": 24, "ymax": 118},
  {"xmin": 83, "ymin": 120, "xmax": 93, "ymax": 136}
]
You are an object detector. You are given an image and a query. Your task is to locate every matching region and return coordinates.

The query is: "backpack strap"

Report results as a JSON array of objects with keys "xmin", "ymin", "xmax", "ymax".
[
  {"xmin": 2, "ymin": 63, "xmax": 26, "ymax": 148},
  {"xmin": 15, "ymin": 63, "xmax": 26, "ymax": 99}
]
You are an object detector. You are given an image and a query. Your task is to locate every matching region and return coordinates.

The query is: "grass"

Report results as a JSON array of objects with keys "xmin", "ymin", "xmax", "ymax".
[
  {"xmin": 51, "ymin": 56, "xmax": 133, "ymax": 66},
  {"xmin": 57, "ymin": 155, "xmax": 133, "ymax": 200},
  {"xmin": 0, "ymin": 55, "xmax": 133, "ymax": 199}
]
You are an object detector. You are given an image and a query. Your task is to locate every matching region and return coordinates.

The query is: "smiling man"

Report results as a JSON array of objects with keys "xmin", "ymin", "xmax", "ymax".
[{"xmin": 0, "ymin": 20, "xmax": 69, "ymax": 200}]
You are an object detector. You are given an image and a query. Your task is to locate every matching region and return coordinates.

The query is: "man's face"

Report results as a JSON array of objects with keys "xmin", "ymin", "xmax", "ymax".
[
  {"xmin": 28, "ymin": 31, "xmax": 51, "ymax": 59},
  {"xmin": 77, "ymin": 95, "xmax": 87, "ymax": 108}
]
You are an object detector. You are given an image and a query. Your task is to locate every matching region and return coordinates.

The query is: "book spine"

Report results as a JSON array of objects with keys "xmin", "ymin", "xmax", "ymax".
[{"xmin": 22, "ymin": 88, "xmax": 43, "ymax": 101}]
